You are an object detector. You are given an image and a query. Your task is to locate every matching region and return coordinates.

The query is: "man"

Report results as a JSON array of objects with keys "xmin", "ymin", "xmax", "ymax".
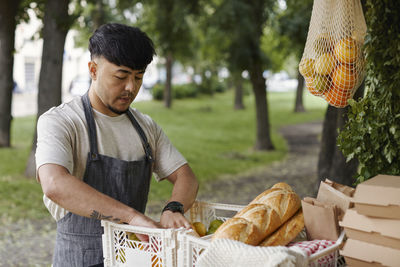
[{"xmin": 36, "ymin": 23, "xmax": 198, "ymax": 266}]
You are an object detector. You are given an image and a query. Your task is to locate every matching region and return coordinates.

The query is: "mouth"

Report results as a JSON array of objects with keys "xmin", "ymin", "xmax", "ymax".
[{"xmin": 118, "ymin": 96, "xmax": 132, "ymax": 104}]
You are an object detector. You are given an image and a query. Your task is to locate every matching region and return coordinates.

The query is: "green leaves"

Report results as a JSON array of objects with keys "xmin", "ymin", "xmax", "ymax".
[{"xmin": 337, "ymin": 0, "xmax": 400, "ymax": 184}]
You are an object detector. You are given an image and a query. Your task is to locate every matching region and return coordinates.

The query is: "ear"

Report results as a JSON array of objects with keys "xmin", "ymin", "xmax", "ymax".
[{"xmin": 88, "ymin": 61, "xmax": 97, "ymax": 80}]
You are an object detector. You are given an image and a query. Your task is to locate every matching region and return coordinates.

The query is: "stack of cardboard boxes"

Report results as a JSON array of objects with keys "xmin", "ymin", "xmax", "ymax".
[{"xmin": 340, "ymin": 175, "xmax": 400, "ymax": 266}]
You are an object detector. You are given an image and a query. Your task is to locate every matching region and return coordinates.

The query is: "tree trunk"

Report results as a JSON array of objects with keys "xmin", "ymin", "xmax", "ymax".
[
  {"xmin": 93, "ymin": 0, "xmax": 105, "ymax": 29},
  {"xmin": 317, "ymin": 83, "xmax": 365, "ymax": 187},
  {"xmin": 25, "ymin": 0, "xmax": 71, "ymax": 178},
  {"xmin": 249, "ymin": 60, "xmax": 274, "ymax": 150},
  {"xmin": 0, "ymin": 0, "xmax": 20, "ymax": 147},
  {"xmin": 294, "ymin": 70, "xmax": 305, "ymax": 113},
  {"xmin": 233, "ymin": 71, "xmax": 245, "ymax": 110},
  {"xmin": 164, "ymin": 52, "xmax": 173, "ymax": 108}
]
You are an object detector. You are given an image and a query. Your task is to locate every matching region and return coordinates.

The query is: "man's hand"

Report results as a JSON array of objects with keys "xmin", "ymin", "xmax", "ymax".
[
  {"xmin": 128, "ymin": 213, "xmax": 162, "ymax": 242},
  {"xmin": 160, "ymin": 164, "xmax": 198, "ymax": 229},
  {"xmin": 160, "ymin": 210, "xmax": 191, "ymax": 229}
]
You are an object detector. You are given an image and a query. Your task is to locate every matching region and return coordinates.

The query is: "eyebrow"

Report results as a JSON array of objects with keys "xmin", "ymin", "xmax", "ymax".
[{"xmin": 116, "ymin": 69, "xmax": 145, "ymax": 74}]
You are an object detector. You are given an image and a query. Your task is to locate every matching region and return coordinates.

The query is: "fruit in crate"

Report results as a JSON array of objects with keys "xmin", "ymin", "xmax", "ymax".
[
  {"xmin": 334, "ymin": 37, "xmax": 358, "ymax": 64},
  {"xmin": 314, "ymin": 53, "xmax": 336, "ymax": 75},
  {"xmin": 207, "ymin": 219, "xmax": 224, "ymax": 235},
  {"xmin": 127, "ymin": 232, "xmax": 140, "ymax": 241},
  {"xmin": 192, "ymin": 222, "xmax": 207, "ymax": 237},
  {"xmin": 299, "ymin": 58, "xmax": 315, "ymax": 78}
]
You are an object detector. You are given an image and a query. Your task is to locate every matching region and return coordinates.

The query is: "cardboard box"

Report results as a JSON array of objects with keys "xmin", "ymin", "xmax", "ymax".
[
  {"xmin": 352, "ymin": 175, "xmax": 400, "ymax": 219},
  {"xmin": 339, "ymin": 209, "xmax": 400, "ymax": 249},
  {"xmin": 340, "ymin": 239, "xmax": 400, "ymax": 267}
]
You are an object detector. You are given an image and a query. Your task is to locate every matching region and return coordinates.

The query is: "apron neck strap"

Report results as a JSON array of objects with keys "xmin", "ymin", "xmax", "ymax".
[
  {"xmin": 126, "ymin": 111, "xmax": 154, "ymax": 163},
  {"xmin": 81, "ymin": 92, "xmax": 99, "ymax": 157}
]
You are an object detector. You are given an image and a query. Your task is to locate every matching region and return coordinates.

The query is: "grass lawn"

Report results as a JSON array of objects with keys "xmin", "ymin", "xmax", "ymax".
[{"xmin": 0, "ymin": 89, "xmax": 327, "ymax": 221}]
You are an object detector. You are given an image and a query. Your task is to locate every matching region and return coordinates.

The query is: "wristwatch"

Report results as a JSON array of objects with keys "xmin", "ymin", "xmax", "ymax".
[{"xmin": 162, "ymin": 201, "xmax": 184, "ymax": 215}]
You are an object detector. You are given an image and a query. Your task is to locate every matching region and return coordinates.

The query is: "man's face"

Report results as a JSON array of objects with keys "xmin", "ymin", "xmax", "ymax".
[{"xmin": 89, "ymin": 57, "xmax": 145, "ymax": 116}]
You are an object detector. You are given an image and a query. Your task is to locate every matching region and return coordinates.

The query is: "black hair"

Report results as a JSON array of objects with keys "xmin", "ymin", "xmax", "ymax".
[{"xmin": 89, "ymin": 23, "xmax": 156, "ymax": 70}]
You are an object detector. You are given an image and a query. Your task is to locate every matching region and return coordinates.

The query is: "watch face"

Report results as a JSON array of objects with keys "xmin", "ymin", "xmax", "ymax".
[{"xmin": 163, "ymin": 201, "xmax": 184, "ymax": 214}]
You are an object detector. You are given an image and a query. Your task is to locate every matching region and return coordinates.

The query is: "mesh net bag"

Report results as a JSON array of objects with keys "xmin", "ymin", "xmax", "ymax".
[{"xmin": 299, "ymin": 0, "xmax": 367, "ymax": 108}]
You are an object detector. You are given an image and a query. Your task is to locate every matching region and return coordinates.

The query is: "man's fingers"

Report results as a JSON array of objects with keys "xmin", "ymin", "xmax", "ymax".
[{"xmin": 136, "ymin": 233, "xmax": 149, "ymax": 242}]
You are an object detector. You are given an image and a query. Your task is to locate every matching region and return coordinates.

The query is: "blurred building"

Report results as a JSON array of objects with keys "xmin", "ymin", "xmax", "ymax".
[
  {"xmin": 12, "ymin": 10, "xmax": 160, "ymax": 111},
  {"xmin": 13, "ymin": 9, "xmax": 90, "ymax": 98}
]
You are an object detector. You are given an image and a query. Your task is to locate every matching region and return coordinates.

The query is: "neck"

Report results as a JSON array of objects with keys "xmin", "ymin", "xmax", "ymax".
[{"xmin": 88, "ymin": 87, "xmax": 120, "ymax": 117}]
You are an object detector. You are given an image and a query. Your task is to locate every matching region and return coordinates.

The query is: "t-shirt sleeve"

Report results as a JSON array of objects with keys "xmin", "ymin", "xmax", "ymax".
[
  {"xmin": 35, "ymin": 109, "xmax": 74, "ymax": 177},
  {"xmin": 149, "ymin": 118, "xmax": 187, "ymax": 181}
]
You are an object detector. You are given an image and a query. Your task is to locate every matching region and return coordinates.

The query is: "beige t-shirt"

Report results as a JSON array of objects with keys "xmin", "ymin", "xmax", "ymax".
[{"xmin": 36, "ymin": 96, "xmax": 187, "ymax": 221}]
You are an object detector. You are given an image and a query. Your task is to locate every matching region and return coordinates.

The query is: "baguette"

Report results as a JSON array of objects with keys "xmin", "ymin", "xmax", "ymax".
[
  {"xmin": 212, "ymin": 182, "xmax": 301, "ymax": 245},
  {"xmin": 250, "ymin": 187, "xmax": 301, "ymax": 223},
  {"xmin": 210, "ymin": 217, "xmax": 262, "ymax": 245},
  {"xmin": 259, "ymin": 210, "xmax": 304, "ymax": 247}
]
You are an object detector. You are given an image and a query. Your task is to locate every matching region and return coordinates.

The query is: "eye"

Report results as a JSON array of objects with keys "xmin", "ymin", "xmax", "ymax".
[
  {"xmin": 114, "ymin": 76, "xmax": 126, "ymax": 80},
  {"xmin": 135, "ymin": 76, "xmax": 143, "ymax": 81}
]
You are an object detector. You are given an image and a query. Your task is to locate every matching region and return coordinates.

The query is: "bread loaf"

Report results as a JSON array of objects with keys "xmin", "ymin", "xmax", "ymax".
[
  {"xmin": 259, "ymin": 210, "xmax": 304, "ymax": 247},
  {"xmin": 212, "ymin": 182, "xmax": 301, "ymax": 245},
  {"xmin": 210, "ymin": 217, "xmax": 262, "ymax": 245}
]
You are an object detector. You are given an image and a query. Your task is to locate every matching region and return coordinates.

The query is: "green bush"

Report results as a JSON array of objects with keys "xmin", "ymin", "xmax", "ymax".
[
  {"xmin": 151, "ymin": 79, "xmax": 228, "ymax": 101},
  {"xmin": 197, "ymin": 77, "xmax": 227, "ymax": 95},
  {"xmin": 174, "ymin": 83, "xmax": 198, "ymax": 99},
  {"xmin": 151, "ymin": 83, "xmax": 164, "ymax": 100},
  {"xmin": 151, "ymin": 83, "xmax": 198, "ymax": 100},
  {"xmin": 337, "ymin": 0, "xmax": 400, "ymax": 184}
]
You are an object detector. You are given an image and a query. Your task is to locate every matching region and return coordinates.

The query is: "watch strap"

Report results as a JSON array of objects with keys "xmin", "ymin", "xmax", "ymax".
[{"xmin": 162, "ymin": 201, "xmax": 184, "ymax": 215}]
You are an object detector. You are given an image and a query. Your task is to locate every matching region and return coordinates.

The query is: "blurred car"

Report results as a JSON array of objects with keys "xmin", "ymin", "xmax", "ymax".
[
  {"xmin": 13, "ymin": 81, "xmax": 23, "ymax": 93},
  {"xmin": 69, "ymin": 75, "xmax": 91, "ymax": 96},
  {"xmin": 266, "ymin": 71, "xmax": 298, "ymax": 92}
]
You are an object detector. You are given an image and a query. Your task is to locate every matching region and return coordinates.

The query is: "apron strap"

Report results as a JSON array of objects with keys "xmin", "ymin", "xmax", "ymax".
[
  {"xmin": 126, "ymin": 110, "xmax": 154, "ymax": 163},
  {"xmin": 82, "ymin": 92, "xmax": 99, "ymax": 158}
]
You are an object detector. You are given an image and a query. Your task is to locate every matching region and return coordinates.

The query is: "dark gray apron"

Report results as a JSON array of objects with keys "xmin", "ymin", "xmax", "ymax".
[{"xmin": 52, "ymin": 93, "xmax": 153, "ymax": 267}]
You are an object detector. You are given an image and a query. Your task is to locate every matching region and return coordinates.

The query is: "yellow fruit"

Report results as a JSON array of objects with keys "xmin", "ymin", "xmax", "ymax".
[
  {"xmin": 127, "ymin": 232, "xmax": 140, "ymax": 241},
  {"xmin": 151, "ymin": 254, "xmax": 162, "ymax": 267},
  {"xmin": 334, "ymin": 38, "xmax": 358, "ymax": 64},
  {"xmin": 324, "ymin": 85, "xmax": 352, "ymax": 108},
  {"xmin": 315, "ymin": 53, "xmax": 336, "ymax": 75},
  {"xmin": 299, "ymin": 58, "xmax": 315, "ymax": 78},
  {"xmin": 332, "ymin": 64, "xmax": 356, "ymax": 90},
  {"xmin": 305, "ymin": 77, "xmax": 321, "ymax": 96},
  {"xmin": 313, "ymin": 33, "xmax": 334, "ymax": 54},
  {"xmin": 207, "ymin": 219, "xmax": 224, "ymax": 235},
  {"xmin": 192, "ymin": 222, "xmax": 207, "ymax": 237},
  {"xmin": 313, "ymin": 75, "xmax": 330, "ymax": 94},
  {"xmin": 209, "ymin": 219, "xmax": 224, "ymax": 230}
]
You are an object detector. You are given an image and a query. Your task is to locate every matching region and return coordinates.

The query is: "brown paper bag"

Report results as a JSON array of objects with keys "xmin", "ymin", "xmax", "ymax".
[
  {"xmin": 302, "ymin": 197, "xmax": 340, "ymax": 241},
  {"xmin": 316, "ymin": 179, "xmax": 355, "ymax": 219}
]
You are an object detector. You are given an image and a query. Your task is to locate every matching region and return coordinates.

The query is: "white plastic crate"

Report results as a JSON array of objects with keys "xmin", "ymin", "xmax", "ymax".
[
  {"xmin": 178, "ymin": 201, "xmax": 246, "ymax": 267},
  {"xmin": 177, "ymin": 201, "xmax": 347, "ymax": 267},
  {"xmin": 102, "ymin": 201, "xmax": 346, "ymax": 267},
  {"xmin": 101, "ymin": 201, "xmax": 244, "ymax": 267},
  {"xmin": 102, "ymin": 221, "xmax": 177, "ymax": 267}
]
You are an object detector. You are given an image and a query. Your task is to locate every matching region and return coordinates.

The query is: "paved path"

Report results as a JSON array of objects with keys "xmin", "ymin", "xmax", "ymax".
[
  {"xmin": 196, "ymin": 121, "xmax": 322, "ymax": 205},
  {"xmin": 0, "ymin": 121, "xmax": 322, "ymax": 266}
]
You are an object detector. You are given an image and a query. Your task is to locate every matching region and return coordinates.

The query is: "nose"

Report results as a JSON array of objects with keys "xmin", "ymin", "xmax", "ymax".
[{"xmin": 125, "ymin": 76, "xmax": 137, "ymax": 93}]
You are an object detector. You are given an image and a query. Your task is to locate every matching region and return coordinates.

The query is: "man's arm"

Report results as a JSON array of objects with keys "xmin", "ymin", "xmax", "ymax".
[
  {"xmin": 38, "ymin": 163, "xmax": 160, "ymax": 230},
  {"xmin": 159, "ymin": 163, "xmax": 199, "ymax": 229}
]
